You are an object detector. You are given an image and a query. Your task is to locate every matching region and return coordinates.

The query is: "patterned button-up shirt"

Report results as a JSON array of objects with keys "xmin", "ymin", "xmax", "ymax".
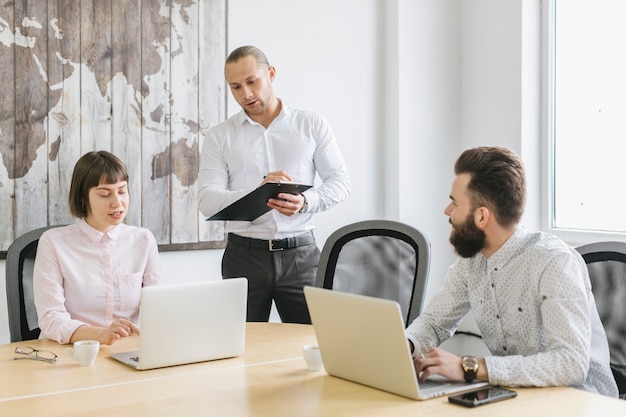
[{"xmin": 405, "ymin": 227, "xmax": 618, "ymax": 397}]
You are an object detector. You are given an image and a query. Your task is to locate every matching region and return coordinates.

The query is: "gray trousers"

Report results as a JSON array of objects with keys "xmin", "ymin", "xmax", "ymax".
[{"xmin": 222, "ymin": 239, "xmax": 320, "ymax": 324}]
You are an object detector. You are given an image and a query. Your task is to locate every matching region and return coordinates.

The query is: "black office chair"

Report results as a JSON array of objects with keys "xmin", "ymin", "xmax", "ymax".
[
  {"xmin": 5, "ymin": 225, "xmax": 63, "ymax": 342},
  {"xmin": 314, "ymin": 220, "xmax": 430, "ymax": 327},
  {"xmin": 576, "ymin": 241, "xmax": 626, "ymax": 399}
]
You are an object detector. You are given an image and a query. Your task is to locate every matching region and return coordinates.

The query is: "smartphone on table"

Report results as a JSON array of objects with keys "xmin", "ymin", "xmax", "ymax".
[{"xmin": 448, "ymin": 386, "xmax": 517, "ymax": 408}]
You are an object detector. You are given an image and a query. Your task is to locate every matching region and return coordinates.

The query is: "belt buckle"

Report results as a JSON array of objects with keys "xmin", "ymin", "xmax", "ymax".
[{"xmin": 268, "ymin": 240, "xmax": 284, "ymax": 251}]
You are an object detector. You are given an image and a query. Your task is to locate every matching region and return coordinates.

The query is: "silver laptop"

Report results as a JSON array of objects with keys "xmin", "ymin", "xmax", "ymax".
[
  {"xmin": 304, "ymin": 286, "xmax": 489, "ymax": 400},
  {"xmin": 110, "ymin": 278, "xmax": 247, "ymax": 370}
]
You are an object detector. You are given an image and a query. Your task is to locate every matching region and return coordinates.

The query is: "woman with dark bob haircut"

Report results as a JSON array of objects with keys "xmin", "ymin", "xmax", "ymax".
[{"xmin": 34, "ymin": 151, "xmax": 161, "ymax": 345}]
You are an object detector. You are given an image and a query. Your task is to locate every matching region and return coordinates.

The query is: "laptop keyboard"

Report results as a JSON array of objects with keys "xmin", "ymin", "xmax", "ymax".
[{"xmin": 420, "ymin": 379, "xmax": 446, "ymax": 389}]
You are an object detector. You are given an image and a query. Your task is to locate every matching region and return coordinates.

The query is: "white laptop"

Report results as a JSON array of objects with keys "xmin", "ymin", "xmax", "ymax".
[
  {"xmin": 110, "ymin": 278, "xmax": 247, "ymax": 370},
  {"xmin": 304, "ymin": 286, "xmax": 489, "ymax": 400}
]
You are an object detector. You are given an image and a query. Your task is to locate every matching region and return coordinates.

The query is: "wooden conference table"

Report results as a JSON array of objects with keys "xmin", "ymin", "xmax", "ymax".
[{"xmin": 0, "ymin": 323, "xmax": 625, "ymax": 416}]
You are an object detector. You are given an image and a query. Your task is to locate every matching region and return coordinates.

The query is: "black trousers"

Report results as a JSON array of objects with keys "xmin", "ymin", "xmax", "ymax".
[{"xmin": 222, "ymin": 239, "xmax": 320, "ymax": 324}]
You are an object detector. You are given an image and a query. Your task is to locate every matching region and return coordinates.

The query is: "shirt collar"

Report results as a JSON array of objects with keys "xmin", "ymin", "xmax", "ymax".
[
  {"xmin": 77, "ymin": 218, "xmax": 122, "ymax": 242},
  {"xmin": 236, "ymin": 98, "xmax": 290, "ymax": 126},
  {"xmin": 485, "ymin": 227, "xmax": 528, "ymax": 270}
]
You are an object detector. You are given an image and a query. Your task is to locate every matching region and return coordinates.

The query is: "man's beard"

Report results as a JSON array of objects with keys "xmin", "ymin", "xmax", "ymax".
[{"xmin": 449, "ymin": 212, "xmax": 486, "ymax": 258}]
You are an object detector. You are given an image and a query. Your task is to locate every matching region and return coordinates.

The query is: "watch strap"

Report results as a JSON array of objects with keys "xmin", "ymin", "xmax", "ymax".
[
  {"xmin": 298, "ymin": 194, "xmax": 309, "ymax": 213},
  {"xmin": 462, "ymin": 356, "xmax": 479, "ymax": 382}
]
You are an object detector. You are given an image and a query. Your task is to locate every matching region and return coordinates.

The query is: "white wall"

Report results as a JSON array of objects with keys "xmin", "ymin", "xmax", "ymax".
[
  {"xmin": 0, "ymin": 0, "xmax": 539, "ymax": 350},
  {"xmin": 461, "ymin": 0, "xmax": 541, "ymax": 231}
]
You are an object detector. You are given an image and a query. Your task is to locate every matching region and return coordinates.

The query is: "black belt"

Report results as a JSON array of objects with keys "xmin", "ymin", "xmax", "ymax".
[{"xmin": 228, "ymin": 231, "xmax": 315, "ymax": 251}]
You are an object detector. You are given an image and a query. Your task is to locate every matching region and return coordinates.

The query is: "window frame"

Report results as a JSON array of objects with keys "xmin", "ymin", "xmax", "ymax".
[{"xmin": 541, "ymin": 0, "xmax": 626, "ymax": 245}]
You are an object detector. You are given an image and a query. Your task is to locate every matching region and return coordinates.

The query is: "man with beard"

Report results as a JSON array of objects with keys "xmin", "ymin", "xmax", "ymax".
[
  {"xmin": 198, "ymin": 46, "xmax": 350, "ymax": 324},
  {"xmin": 405, "ymin": 146, "xmax": 617, "ymax": 397}
]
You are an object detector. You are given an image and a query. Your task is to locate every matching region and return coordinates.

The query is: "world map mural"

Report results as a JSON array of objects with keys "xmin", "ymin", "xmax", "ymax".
[{"xmin": 0, "ymin": 0, "xmax": 226, "ymax": 254}]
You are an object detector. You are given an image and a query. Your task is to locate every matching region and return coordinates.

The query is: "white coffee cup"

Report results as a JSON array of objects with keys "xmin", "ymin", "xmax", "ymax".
[
  {"xmin": 65, "ymin": 340, "xmax": 100, "ymax": 366},
  {"xmin": 302, "ymin": 344, "xmax": 323, "ymax": 371}
]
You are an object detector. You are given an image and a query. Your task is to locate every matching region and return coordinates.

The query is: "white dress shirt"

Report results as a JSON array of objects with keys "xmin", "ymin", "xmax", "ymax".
[
  {"xmin": 197, "ymin": 101, "xmax": 350, "ymax": 239},
  {"xmin": 405, "ymin": 227, "xmax": 618, "ymax": 397},
  {"xmin": 33, "ymin": 219, "xmax": 161, "ymax": 344}
]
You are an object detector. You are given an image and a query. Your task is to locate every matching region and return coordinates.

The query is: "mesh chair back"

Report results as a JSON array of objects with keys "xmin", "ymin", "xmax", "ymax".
[
  {"xmin": 315, "ymin": 220, "xmax": 430, "ymax": 326},
  {"xmin": 576, "ymin": 241, "xmax": 626, "ymax": 398},
  {"xmin": 6, "ymin": 226, "xmax": 63, "ymax": 342}
]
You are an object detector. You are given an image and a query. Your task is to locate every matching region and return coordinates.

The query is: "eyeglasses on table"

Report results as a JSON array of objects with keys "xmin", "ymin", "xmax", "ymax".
[{"xmin": 13, "ymin": 346, "xmax": 58, "ymax": 364}]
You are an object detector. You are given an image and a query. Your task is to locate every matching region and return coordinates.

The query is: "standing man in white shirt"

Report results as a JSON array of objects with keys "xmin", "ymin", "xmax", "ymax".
[
  {"xmin": 198, "ymin": 45, "xmax": 350, "ymax": 324},
  {"xmin": 406, "ymin": 146, "xmax": 618, "ymax": 397}
]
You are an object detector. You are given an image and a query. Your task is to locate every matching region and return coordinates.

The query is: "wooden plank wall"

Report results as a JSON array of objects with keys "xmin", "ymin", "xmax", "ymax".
[{"xmin": 0, "ymin": 0, "xmax": 227, "ymax": 255}]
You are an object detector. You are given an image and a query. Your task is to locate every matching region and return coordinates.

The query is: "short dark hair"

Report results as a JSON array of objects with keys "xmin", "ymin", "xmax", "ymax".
[
  {"xmin": 454, "ymin": 146, "xmax": 526, "ymax": 228},
  {"xmin": 226, "ymin": 45, "xmax": 270, "ymax": 67},
  {"xmin": 68, "ymin": 151, "xmax": 129, "ymax": 218}
]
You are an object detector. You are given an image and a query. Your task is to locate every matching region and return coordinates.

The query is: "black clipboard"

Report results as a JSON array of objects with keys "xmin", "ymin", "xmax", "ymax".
[{"xmin": 206, "ymin": 182, "xmax": 312, "ymax": 221}]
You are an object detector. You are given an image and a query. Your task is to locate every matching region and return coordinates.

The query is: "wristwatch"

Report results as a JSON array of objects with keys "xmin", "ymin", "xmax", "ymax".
[
  {"xmin": 461, "ymin": 356, "xmax": 479, "ymax": 382},
  {"xmin": 298, "ymin": 194, "xmax": 309, "ymax": 213}
]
